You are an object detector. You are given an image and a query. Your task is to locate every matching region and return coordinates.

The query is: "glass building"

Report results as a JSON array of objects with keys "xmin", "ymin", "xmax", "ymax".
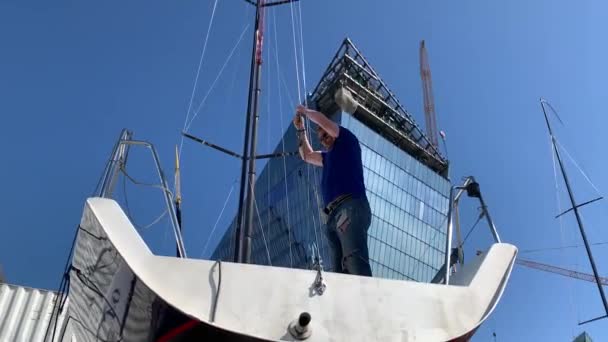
[
  {"xmin": 573, "ymin": 332, "xmax": 593, "ymax": 342},
  {"xmin": 212, "ymin": 38, "xmax": 450, "ymax": 283}
]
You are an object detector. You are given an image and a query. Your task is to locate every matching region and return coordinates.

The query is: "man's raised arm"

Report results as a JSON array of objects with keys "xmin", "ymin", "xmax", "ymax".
[
  {"xmin": 296, "ymin": 105, "xmax": 339, "ymax": 138},
  {"xmin": 293, "ymin": 111, "xmax": 323, "ymax": 167}
]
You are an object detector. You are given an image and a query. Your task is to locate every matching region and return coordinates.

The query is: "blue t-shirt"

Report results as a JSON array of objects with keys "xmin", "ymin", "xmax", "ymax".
[{"xmin": 321, "ymin": 126, "xmax": 367, "ymax": 207}]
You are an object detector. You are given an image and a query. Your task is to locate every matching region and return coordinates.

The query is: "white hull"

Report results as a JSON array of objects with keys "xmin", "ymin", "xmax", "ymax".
[{"xmin": 66, "ymin": 198, "xmax": 516, "ymax": 341}]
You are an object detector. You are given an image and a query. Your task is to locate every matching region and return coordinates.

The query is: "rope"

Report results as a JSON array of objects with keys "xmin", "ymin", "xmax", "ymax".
[
  {"xmin": 70, "ymin": 266, "xmax": 123, "ymax": 326},
  {"xmin": 140, "ymin": 210, "xmax": 168, "ymax": 231},
  {"xmin": 121, "ymin": 166, "xmax": 172, "ymax": 233},
  {"xmin": 201, "ymin": 180, "xmax": 237, "ymax": 258},
  {"xmin": 63, "ymin": 316, "xmax": 122, "ymax": 342},
  {"xmin": 210, "ymin": 260, "xmax": 222, "ymax": 323},
  {"xmin": 185, "ymin": 24, "xmax": 250, "ymax": 132},
  {"xmin": 555, "ymin": 139, "xmax": 602, "ymax": 196},
  {"xmin": 272, "ymin": 9, "xmax": 294, "ymax": 267},
  {"xmin": 120, "ymin": 165, "xmax": 175, "ymax": 200},
  {"xmin": 179, "ymin": 0, "xmax": 219, "ymax": 157}
]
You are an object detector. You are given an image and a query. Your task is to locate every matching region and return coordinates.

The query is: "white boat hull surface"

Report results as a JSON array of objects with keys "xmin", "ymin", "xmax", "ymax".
[{"xmin": 68, "ymin": 198, "xmax": 516, "ymax": 341}]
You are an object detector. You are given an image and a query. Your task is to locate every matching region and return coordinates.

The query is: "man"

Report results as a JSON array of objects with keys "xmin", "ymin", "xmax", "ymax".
[{"xmin": 293, "ymin": 104, "xmax": 372, "ymax": 277}]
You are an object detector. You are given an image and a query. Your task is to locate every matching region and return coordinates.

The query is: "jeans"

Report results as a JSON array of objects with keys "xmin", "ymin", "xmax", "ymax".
[{"xmin": 324, "ymin": 196, "xmax": 373, "ymax": 277}]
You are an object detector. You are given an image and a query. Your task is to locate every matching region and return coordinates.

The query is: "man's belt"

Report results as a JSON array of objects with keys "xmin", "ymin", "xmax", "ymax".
[{"xmin": 323, "ymin": 194, "xmax": 353, "ymax": 215}]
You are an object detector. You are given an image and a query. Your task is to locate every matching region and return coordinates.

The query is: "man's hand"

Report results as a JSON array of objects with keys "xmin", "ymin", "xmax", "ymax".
[
  {"xmin": 296, "ymin": 104, "xmax": 307, "ymax": 116},
  {"xmin": 293, "ymin": 110, "xmax": 305, "ymax": 130},
  {"xmin": 295, "ymin": 104, "xmax": 339, "ymax": 138},
  {"xmin": 294, "ymin": 104, "xmax": 323, "ymax": 167}
]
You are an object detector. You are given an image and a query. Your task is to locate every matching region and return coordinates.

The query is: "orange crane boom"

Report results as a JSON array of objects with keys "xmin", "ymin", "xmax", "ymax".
[
  {"xmin": 419, "ymin": 40, "xmax": 439, "ymax": 148},
  {"xmin": 516, "ymin": 258, "xmax": 608, "ymax": 286}
]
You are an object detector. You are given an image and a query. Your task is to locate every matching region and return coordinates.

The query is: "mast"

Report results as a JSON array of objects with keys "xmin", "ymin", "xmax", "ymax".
[
  {"xmin": 180, "ymin": 0, "xmax": 300, "ymax": 262},
  {"xmin": 235, "ymin": 0, "xmax": 299, "ymax": 263},
  {"xmin": 241, "ymin": 0, "xmax": 266, "ymax": 264},
  {"xmin": 233, "ymin": 0, "xmax": 262, "ymax": 263},
  {"xmin": 540, "ymin": 99, "xmax": 608, "ymax": 323}
]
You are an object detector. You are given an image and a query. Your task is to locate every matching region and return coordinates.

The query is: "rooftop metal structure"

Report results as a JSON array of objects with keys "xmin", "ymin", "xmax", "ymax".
[
  {"xmin": 0, "ymin": 283, "xmax": 72, "ymax": 342},
  {"xmin": 309, "ymin": 38, "xmax": 449, "ymax": 176}
]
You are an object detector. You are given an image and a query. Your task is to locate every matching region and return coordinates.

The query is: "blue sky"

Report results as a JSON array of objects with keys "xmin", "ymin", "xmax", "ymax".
[{"xmin": 1, "ymin": 0, "xmax": 608, "ymax": 340}]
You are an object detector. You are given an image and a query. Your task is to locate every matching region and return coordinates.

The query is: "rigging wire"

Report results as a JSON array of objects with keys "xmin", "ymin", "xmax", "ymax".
[
  {"xmin": 251, "ymin": 180, "xmax": 273, "ymax": 266},
  {"xmin": 296, "ymin": 0, "xmax": 307, "ymax": 95},
  {"xmin": 201, "ymin": 180, "xmax": 238, "ymax": 258},
  {"xmin": 297, "ymin": 1, "xmax": 325, "ymax": 260},
  {"xmin": 459, "ymin": 210, "xmax": 484, "ymax": 248},
  {"xmin": 409, "ymin": 213, "xmax": 449, "ymax": 279},
  {"xmin": 413, "ymin": 202, "xmax": 481, "ymax": 280},
  {"xmin": 280, "ymin": 70, "xmax": 297, "ymax": 109},
  {"xmin": 287, "ymin": 0, "xmax": 324, "ymax": 263},
  {"xmin": 272, "ymin": 9, "xmax": 294, "ymax": 267},
  {"xmin": 422, "ymin": 224, "xmax": 447, "ymax": 279},
  {"xmin": 179, "ymin": 0, "xmax": 220, "ymax": 157},
  {"xmin": 543, "ymin": 100, "xmax": 606, "ymax": 326},
  {"xmin": 266, "ymin": 21, "xmax": 272, "ymax": 252},
  {"xmin": 277, "ymin": 66, "xmax": 316, "ymax": 260},
  {"xmin": 550, "ymin": 135, "xmax": 580, "ymax": 326},
  {"xmin": 306, "ymin": 174, "xmax": 324, "ymax": 266},
  {"xmin": 185, "ymin": 24, "xmax": 251, "ymax": 132},
  {"xmin": 289, "ymin": 1, "xmax": 302, "ymax": 103},
  {"xmin": 555, "ymin": 139, "xmax": 602, "ymax": 196}
]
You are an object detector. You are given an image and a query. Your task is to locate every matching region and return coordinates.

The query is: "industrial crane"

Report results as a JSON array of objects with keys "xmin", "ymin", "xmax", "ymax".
[
  {"xmin": 516, "ymin": 258, "xmax": 608, "ymax": 286},
  {"xmin": 419, "ymin": 40, "xmax": 439, "ymax": 148}
]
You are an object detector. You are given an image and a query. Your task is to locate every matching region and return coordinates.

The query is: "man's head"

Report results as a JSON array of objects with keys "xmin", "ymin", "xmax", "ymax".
[{"xmin": 316, "ymin": 125, "xmax": 335, "ymax": 150}]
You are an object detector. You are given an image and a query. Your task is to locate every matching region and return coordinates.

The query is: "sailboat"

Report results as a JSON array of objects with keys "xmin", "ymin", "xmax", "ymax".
[{"xmin": 44, "ymin": 1, "xmax": 517, "ymax": 341}]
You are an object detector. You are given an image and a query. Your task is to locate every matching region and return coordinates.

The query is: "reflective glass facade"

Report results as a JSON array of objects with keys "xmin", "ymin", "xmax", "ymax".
[
  {"xmin": 211, "ymin": 111, "xmax": 450, "ymax": 283},
  {"xmin": 342, "ymin": 114, "xmax": 450, "ymax": 281},
  {"xmin": 211, "ymin": 121, "xmax": 329, "ymax": 270}
]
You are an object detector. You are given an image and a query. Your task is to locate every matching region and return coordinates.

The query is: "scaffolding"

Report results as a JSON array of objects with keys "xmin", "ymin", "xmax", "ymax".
[{"xmin": 308, "ymin": 38, "xmax": 449, "ymax": 176}]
